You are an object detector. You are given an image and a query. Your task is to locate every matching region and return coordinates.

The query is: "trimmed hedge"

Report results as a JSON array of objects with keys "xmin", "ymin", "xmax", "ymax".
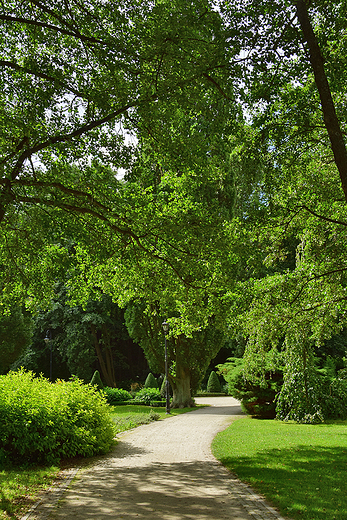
[
  {"xmin": 90, "ymin": 370, "xmax": 104, "ymax": 390},
  {"xmin": 0, "ymin": 369, "xmax": 116, "ymax": 465},
  {"xmin": 144, "ymin": 373, "xmax": 158, "ymax": 389},
  {"xmin": 207, "ymin": 371, "xmax": 222, "ymax": 393},
  {"xmin": 149, "ymin": 400, "xmax": 166, "ymax": 407}
]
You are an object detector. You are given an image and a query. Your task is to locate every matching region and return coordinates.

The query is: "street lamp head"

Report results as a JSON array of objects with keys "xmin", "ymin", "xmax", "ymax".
[
  {"xmin": 162, "ymin": 320, "xmax": 169, "ymax": 334},
  {"xmin": 44, "ymin": 334, "xmax": 50, "ymax": 345}
]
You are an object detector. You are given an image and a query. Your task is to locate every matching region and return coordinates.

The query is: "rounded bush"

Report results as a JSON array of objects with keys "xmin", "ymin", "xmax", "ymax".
[
  {"xmin": 133, "ymin": 387, "xmax": 162, "ymax": 405},
  {"xmin": 207, "ymin": 371, "xmax": 222, "ymax": 393},
  {"xmin": 103, "ymin": 387, "xmax": 132, "ymax": 405},
  {"xmin": 0, "ymin": 369, "xmax": 116, "ymax": 465}
]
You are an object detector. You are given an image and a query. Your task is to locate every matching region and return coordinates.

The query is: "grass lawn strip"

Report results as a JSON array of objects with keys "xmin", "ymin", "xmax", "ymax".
[
  {"xmin": 0, "ymin": 465, "xmax": 59, "ymax": 520},
  {"xmin": 0, "ymin": 404, "xmax": 201, "ymax": 520},
  {"xmin": 212, "ymin": 416, "xmax": 347, "ymax": 520}
]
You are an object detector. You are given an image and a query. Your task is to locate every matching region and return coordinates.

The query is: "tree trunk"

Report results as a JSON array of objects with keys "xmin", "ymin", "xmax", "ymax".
[
  {"xmin": 295, "ymin": 0, "xmax": 347, "ymax": 201},
  {"xmin": 90, "ymin": 325, "xmax": 116, "ymax": 387},
  {"xmin": 170, "ymin": 363, "xmax": 195, "ymax": 409}
]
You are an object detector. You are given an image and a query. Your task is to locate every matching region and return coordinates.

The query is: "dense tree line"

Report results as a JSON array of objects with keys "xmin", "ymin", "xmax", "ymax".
[{"xmin": 1, "ymin": 0, "xmax": 347, "ymax": 413}]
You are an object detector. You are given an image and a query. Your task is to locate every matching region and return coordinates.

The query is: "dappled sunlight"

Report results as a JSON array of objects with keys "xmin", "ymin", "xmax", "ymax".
[{"xmin": 48, "ymin": 460, "xmax": 249, "ymax": 520}]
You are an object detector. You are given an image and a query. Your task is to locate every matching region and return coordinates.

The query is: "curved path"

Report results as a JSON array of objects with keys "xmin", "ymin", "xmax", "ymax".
[{"xmin": 23, "ymin": 397, "xmax": 288, "ymax": 520}]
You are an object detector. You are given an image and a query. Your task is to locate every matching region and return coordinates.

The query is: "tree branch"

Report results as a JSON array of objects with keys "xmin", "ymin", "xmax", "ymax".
[
  {"xmin": 295, "ymin": 0, "xmax": 347, "ymax": 202},
  {"xmin": 290, "ymin": 267, "xmax": 347, "ymax": 306},
  {"xmin": 9, "ymin": 100, "xmax": 141, "ymax": 181},
  {"xmin": 0, "ymin": 14, "xmax": 102, "ymax": 44},
  {"xmin": 299, "ymin": 204, "xmax": 347, "ymax": 226},
  {"xmin": 0, "ymin": 60, "xmax": 90, "ymax": 99}
]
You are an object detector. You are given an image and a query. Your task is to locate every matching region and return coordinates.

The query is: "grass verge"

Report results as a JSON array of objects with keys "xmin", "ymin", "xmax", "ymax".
[
  {"xmin": 109, "ymin": 404, "xmax": 204, "ymax": 433},
  {"xmin": 0, "ymin": 403, "xmax": 201, "ymax": 519},
  {"xmin": 0, "ymin": 465, "xmax": 59, "ymax": 520},
  {"xmin": 212, "ymin": 416, "xmax": 347, "ymax": 520}
]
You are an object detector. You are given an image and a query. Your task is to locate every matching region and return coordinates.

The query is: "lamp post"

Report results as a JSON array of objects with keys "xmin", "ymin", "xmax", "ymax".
[
  {"xmin": 44, "ymin": 330, "xmax": 52, "ymax": 381},
  {"xmin": 162, "ymin": 320, "xmax": 170, "ymax": 414}
]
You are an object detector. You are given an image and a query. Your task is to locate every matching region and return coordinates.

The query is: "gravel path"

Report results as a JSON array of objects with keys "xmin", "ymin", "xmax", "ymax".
[{"xmin": 23, "ymin": 397, "xmax": 288, "ymax": 520}]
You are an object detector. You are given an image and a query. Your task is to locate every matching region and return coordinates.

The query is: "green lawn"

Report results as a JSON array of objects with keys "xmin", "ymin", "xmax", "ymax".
[
  {"xmin": 212, "ymin": 416, "xmax": 347, "ymax": 520},
  {"xmin": 0, "ymin": 404, "xmax": 200, "ymax": 519}
]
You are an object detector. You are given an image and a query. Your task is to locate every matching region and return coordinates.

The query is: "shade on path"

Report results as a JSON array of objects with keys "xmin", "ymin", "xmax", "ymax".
[{"xmin": 23, "ymin": 396, "xmax": 288, "ymax": 520}]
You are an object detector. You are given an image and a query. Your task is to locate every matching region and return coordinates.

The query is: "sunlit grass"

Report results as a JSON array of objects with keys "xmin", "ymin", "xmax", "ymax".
[
  {"xmin": 109, "ymin": 404, "xmax": 204, "ymax": 433},
  {"xmin": 212, "ymin": 416, "xmax": 347, "ymax": 520},
  {"xmin": 0, "ymin": 465, "xmax": 59, "ymax": 520}
]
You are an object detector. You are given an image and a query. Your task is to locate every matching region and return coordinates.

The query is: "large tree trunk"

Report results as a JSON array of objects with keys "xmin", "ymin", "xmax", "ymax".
[
  {"xmin": 295, "ymin": 0, "xmax": 347, "ymax": 201},
  {"xmin": 170, "ymin": 350, "xmax": 195, "ymax": 408}
]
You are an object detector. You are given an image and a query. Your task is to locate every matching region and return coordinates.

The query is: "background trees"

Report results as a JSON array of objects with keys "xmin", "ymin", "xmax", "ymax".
[
  {"xmin": 0, "ymin": 306, "xmax": 32, "ymax": 374},
  {"xmin": 218, "ymin": 0, "xmax": 347, "ymax": 420},
  {"xmin": 1, "ymin": 0, "xmax": 347, "ymax": 415},
  {"xmin": 15, "ymin": 287, "xmax": 148, "ymax": 387}
]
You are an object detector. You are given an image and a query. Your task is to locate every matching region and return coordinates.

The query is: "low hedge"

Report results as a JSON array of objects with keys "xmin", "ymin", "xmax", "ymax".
[
  {"xmin": 195, "ymin": 392, "xmax": 226, "ymax": 397},
  {"xmin": 149, "ymin": 400, "xmax": 167, "ymax": 407},
  {"xmin": 0, "ymin": 369, "xmax": 116, "ymax": 465}
]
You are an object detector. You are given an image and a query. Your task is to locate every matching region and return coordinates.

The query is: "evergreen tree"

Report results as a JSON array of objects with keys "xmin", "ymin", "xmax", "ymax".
[
  {"xmin": 206, "ymin": 371, "xmax": 222, "ymax": 393},
  {"xmin": 144, "ymin": 373, "xmax": 158, "ymax": 389},
  {"xmin": 90, "ymin": 370, "xmax": 104, "ymax": 391}
]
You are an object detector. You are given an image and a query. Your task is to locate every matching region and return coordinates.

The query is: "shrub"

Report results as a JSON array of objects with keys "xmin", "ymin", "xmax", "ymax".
[
  {"xmin": 133, "ymin": 387, "xmax": 162, "ymax": 405},
  {"xmin": 103, "ymin": 387, "xmax": 132, "ymax": 405},
  {"xmin": 0, "ymin": 369, "xmax": 116, "ymax": 465},
  {"xmin": 217, "ymin": 357, "xmax": 283, "ymax": 419},
  {"xmin": 144, "ymin": 373, "xmax": 158, "ymax": 389},
  {"xmin": 206, "ymin": 371, "xmax": 222, "ymax": 393},
  {"xmin": 148, "ymin": 409, "xmax": 161, "ymax": 421},
  {"xmin": 90, "ymin": 370, "xmax": 104, "ymax": 390}
]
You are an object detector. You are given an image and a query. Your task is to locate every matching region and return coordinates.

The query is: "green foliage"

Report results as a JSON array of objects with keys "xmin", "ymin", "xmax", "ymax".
[
  {"xmin": 132, "ymin": 387, "xmax": 162, "ymax": 405},
  {"xmin": 320, "ymin": 369, "xmax": 347, "ymax": 421},
  {"xmin": 0, "ymin": 0, "xmax": 233, "ymax": 310},
  {"xmin": 218, "ymin": 357, "xmax": 283, "ymax": 419},
  {"xmin": 276, "ymin": 339, "xmax": 325, "ymax": 424},
  {"xmin": 103, "ymin": 387, "xmax": 132, "ymax": 405},
  {"xmin": 0, "ymin": 369, "xmax": 115, "ymax": 465},
  {"xmin": 90, "ymin": 370, "xmax": 104, "ymax": 390},
  {"xmin": 206, "ymin": 371, "xmax": 222, "ymax": 393},
  {"xmin": 148, "ymin": 400, "xmax": 166, "ymax": 407},
  {"xmin": 15, "ymin": 286, "xmax": 138, "ymax": 386},
  {"xmin": 0, "ymin": 306, "xmax": 32, "ymax": 374},
  {"xmin": 144, "ymin": 373, "xmax": 158, "ymax": 389},
  {"xmin": 125, "ymin": 303, "xmax": 226, "ymax": 408},
  {"xmin": 1, "ymin": 0, "xmax": 346, "ymax": 422}
]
